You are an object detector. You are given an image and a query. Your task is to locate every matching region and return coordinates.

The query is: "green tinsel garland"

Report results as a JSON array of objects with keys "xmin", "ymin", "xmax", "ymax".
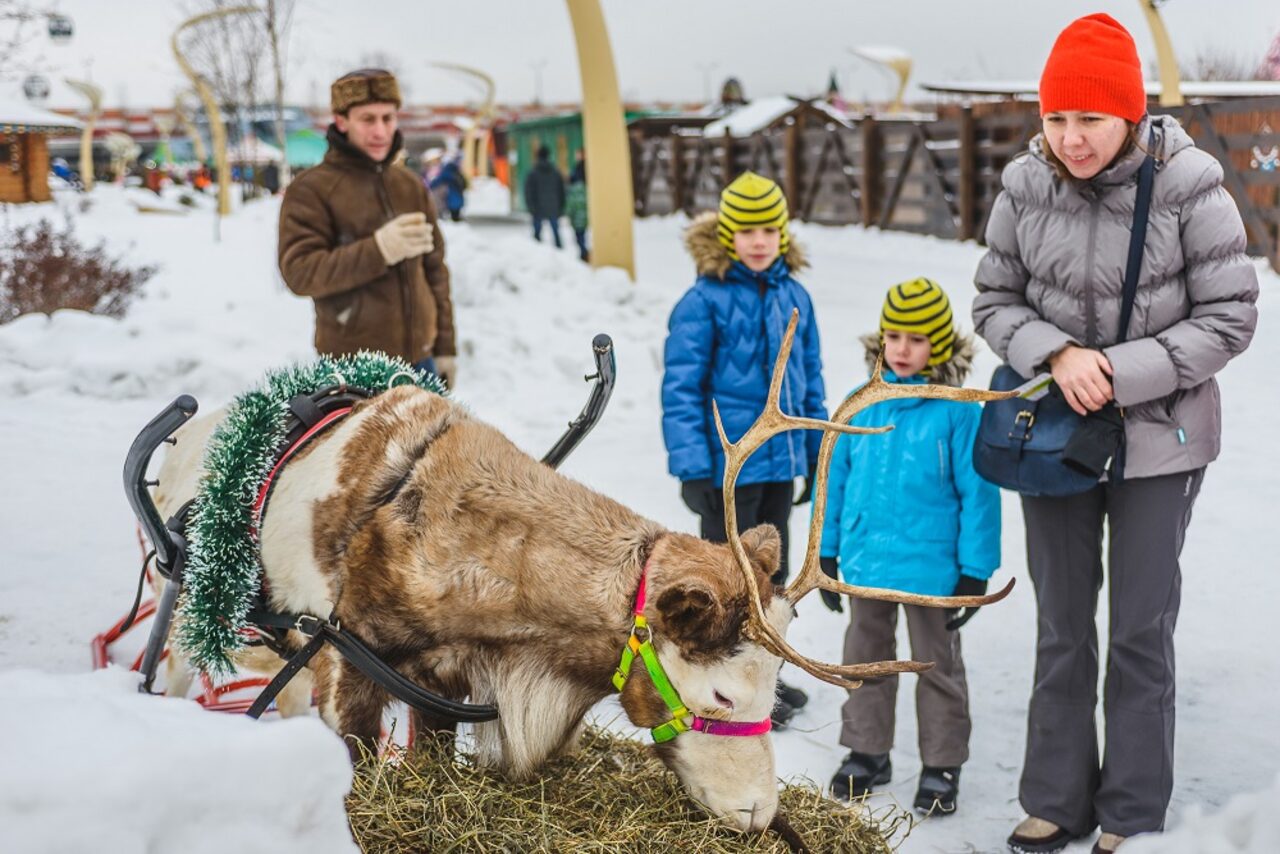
[{"xmin": 176, "ymin": 351, "xmax": 446, "ymax": 676}]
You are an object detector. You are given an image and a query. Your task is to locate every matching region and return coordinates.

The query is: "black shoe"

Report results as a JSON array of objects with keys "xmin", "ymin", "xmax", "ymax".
[
  {"xmin": 770, "ymin": 697, "xmax": 797, "ymax": 729},
  {"xmin": 1007, "ymin": 817, "xmax": 1081, "ymax": 854},
  {"xmin": 776, "ymin": 678, "xmax": 809, "ymax": 710},
  {"xmin": 830, "ymin": 750, "xmax": 892, "ymax": 801},
  {"xmin": 913, "ymin": 765, "xmax": 960, "ymax": 815}
]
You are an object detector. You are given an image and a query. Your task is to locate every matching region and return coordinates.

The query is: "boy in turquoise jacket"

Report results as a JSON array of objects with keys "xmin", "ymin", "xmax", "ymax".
[{"xmin": 821, "ymin": 278, "xmax": 1000, "ymax": 816}]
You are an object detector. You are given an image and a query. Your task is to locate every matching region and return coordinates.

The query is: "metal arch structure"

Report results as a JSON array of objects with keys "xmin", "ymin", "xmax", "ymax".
[
  {"xmin": 430, "ymin": 62, "xmax": 495, "ymax": 179},
  {"xmin": 64, "ymin": 78, "xmax": 101, "ymax": 191},
  {"xmin": 174, "ymin": 91, "xmax": 209, "ymax": 164},
  {"xmin": 849, "ymin": 45, "xmax": 913, "ymax": 115},
  {"xmin": 172, "ymin": 5, "xmax": 260, "ymax": 217},
  {"xmin": 566, "ymin": 0, "xmax": 635, "ymax": 278},
  {"xmin": 1139, "ymin": 0, "xmax": 1183, "ymax": 107}
]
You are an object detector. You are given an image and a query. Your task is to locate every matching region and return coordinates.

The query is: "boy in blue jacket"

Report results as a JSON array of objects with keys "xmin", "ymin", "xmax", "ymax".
[
  {"xmin": 661, "ymin": 171, "xmax": 827, "ymax": 727},
  {"xmin": 821, "ymin": 278, "xmax": 1000, "ymax": 815}
]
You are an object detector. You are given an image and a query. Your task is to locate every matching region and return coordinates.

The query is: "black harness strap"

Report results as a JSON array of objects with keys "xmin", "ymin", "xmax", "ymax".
[
  {"xmin": 246, "ymin": 609, "xmax": 499, "ymax": 723},
  {"xmin": 245, "ymin": 629, "xmax": 327, "ymax": 719}
]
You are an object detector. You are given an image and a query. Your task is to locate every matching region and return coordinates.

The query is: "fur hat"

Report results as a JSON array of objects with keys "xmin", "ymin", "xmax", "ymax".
[
  {"xmin": 717, "ymin": 171, "xmax": 791, "ymax": 260},
  {"xmin": 1039, "ymin": 13, "xmax": 1146, "ymax": 123},
  {"xmin": 880, "ymin": 277, "xmax": 956, "ymax": 369},
  {"xmin": 331, "ymin": 68, "xmax": 402, "ymax": 115}
]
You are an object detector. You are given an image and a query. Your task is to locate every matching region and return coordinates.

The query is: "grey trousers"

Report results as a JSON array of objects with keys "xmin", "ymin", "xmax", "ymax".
[
  {"xmin": 1019, "ymin": 468, "xmax": 1204, "ymax": 838},
  {"xmin": 839, "ymin": 598, "xmax": 971, "ymax": 767}
]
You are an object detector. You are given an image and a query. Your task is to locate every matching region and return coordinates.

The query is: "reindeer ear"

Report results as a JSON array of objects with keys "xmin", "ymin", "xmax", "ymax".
[
  {"xmin": 654, "ymin": 581, "xmax": 721, "ymax": 645},
  {"xmin": 740, "ymin": 524, "xmax": 781, "ymax": 578}
]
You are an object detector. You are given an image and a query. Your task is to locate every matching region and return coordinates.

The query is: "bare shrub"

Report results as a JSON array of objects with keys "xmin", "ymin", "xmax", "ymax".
[{"xmin": 0, "ymin": 218, "xmax": 158, "ymax": 324}]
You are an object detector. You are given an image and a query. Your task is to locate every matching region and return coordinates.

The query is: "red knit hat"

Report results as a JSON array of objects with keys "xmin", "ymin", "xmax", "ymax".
[{"xmin": 1039, "ymin": 13, "xmax": 1147, "ymax": 123}]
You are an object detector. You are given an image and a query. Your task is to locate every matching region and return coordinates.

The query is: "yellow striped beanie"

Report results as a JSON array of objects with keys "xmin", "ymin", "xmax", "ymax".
[
  {"xmin": 717, "ymin": 171, "xmax": 790, "ymax": 260},
  {"xmin": 880, "ymin": 278, "xmax": 955, "ymax": 368}
]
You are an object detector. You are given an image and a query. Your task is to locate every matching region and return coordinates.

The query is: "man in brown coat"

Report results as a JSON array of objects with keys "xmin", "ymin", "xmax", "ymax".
[{"xmin": 278, "ymin": 68, "xmax": 457, "ymax": 386}]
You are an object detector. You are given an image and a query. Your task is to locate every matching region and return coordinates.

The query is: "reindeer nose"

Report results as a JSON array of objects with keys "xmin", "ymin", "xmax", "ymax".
[{"xmin": 740, "ymin": 799, "xmax": 775, "ymax": 832}]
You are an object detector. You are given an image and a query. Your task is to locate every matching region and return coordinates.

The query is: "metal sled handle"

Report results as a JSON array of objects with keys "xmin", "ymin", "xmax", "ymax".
[
  {"xmin": 123, "ymin": 395, "xmax": 198, "ymax": 572},
  {"xmin": 541, "ymin": 334, "xmax": 616, "ymax": 469}
]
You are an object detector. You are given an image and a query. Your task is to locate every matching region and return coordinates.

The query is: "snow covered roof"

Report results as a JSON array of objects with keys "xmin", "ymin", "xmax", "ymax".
[
  {"xmin": 921, "ymin": 79, "xmax": 1280, "ymax": 99},
  {"xmin": 702, "ymin": 97, "xmax": 851, "ymax": 137},
  {"xmin": 0, "ymin": 96, "xmax": 83, "ymax": 133}
]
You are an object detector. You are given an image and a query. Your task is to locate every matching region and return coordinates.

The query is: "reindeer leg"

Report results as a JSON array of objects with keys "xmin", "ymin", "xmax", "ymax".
[
  {"xmin": 317, "ymin": 653, "xmax": 388, "ymax": 763},
  {"xmin": 400, "ymin": 660, "xmax": 458, "ymax": 758}
]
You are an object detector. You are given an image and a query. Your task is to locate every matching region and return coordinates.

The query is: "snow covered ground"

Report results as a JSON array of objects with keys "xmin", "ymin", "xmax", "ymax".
[{"xmin": 1, "ymin": 186, "xmax": 1275, "ymax": 853}]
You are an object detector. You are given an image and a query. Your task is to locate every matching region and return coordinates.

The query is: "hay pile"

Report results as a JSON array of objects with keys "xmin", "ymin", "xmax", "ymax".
[{"xmin": 347, "ymin": 726, "xmax": 907, "ymax": 853}]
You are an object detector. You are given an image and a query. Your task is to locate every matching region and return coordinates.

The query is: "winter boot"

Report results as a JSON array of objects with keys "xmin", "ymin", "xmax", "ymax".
[
  {"xmin": 913, "ymin": 766, "xmax": 960, "ymax": 815},
  {"xmin": 776, "ymin": 678, "xmax": 809, "ymax": 710},
  {"xmin": 770, "ymin": 696, "xmax": 797, "ymax": 729},
  {"xmin": 1007, "ymin": 816, "xmax": 1081, "ymax": 853},
  {"xmin": 1092, "ymin": 832, "xmax": 1126, "ymax": 854},
  {"xmin": 830, "ymin": 750, "xmax": 892, "ymax": 801}
]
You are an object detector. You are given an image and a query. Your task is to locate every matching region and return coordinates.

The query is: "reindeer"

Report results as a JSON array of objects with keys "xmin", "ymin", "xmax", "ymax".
[{"xmin": 153, "ymin": 313, "xmax": 1011, "ymax": 833}]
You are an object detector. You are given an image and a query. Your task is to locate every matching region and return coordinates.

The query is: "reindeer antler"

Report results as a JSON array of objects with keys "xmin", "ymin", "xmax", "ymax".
[{"xmin": 714, "ymin": 309, "xmax": 1017, "ymax": 690}]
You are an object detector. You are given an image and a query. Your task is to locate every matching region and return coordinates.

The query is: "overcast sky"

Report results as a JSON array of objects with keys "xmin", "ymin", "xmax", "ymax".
[{"xmin": 14, "ymin": 0, "xmax": 1280, "ymax": 110}]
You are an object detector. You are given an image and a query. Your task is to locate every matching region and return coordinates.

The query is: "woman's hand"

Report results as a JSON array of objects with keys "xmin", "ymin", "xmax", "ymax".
[{"xmin": 1049, "ymin": 346, "xmax": 1114, "ymax": 415}]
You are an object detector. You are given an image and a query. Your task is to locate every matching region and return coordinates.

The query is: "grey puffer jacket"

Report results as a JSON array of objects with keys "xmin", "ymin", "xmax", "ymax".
[{"xmin": 973, "ymin": 114, "xmax": 1259, "ymax": 479}]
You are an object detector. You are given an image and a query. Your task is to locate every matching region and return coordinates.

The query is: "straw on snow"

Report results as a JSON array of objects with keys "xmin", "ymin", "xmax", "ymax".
[{"xmin": 347, "ymin": 726, "xmax": 909, "ymax": 853}]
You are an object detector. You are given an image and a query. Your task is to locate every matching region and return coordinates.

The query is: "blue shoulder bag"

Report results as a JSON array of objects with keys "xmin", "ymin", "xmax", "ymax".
[{"xmin": 974, "ymin": 143, "xmax": 1155, "ymax": 497}]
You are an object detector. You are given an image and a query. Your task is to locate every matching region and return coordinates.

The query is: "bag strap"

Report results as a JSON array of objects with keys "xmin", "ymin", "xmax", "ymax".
[{"xmin": 1117, "ymin": 129, "xmax": 1157, "ymax": 344}]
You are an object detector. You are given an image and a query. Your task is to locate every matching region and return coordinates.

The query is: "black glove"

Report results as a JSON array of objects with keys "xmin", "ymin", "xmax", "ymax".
[
  {"xmin": 680, "ymin": 478, "xmax": 718, "ymax": 518},
  {"xmin": 819, "ymin": 556, "xmax": 843, "ymax": 613},
  {"xmin": 793, "ymin": 465, "xmax": 818, "ymax": 506},
  {"xmin": 1062, "ymin": 402, "xmax": 1125, "ymax": 478},
  {"xmin": 945, "ymin": 574, "xmax": 988, "ymax": 631}
]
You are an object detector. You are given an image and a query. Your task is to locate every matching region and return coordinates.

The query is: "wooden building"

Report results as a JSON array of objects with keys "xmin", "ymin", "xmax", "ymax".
[{"xmin": 0, "ymin": 99, "xmax": 82, "ymax": 203}]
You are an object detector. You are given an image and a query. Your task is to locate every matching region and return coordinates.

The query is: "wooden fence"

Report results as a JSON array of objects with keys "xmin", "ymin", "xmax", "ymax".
[{"xmin": 630, "ymin": 97, "xmax": 1280, "ymax": 272}]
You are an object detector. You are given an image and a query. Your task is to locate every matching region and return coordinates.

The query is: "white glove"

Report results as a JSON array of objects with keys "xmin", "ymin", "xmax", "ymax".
[
  {"xmin": 374, "ymin": 212, "xmax": 433, "ymax": 265},
  {"xmin": 434, "ymin": 356, "xmax": 456, "ymax": 389}
]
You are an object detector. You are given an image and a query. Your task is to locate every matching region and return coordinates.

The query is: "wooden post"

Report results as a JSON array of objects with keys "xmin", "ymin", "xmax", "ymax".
[
  {"xmin": 670, "ymin": 132, "xmax": 684, "ymax": 213},
  {"xmin": 722, "ymin": 128, "xmax": 734, "ymax": 186},
  {"xmin": 859, "ymin": 116, "xmax": 881, "ymax": 226},
  {"xmin": 958, "ymin": 105, "xmax": 976, "ymax": 241},
  {"xmin": 783, "ymin": 118, "xmax": 799, "ymax": 212}
]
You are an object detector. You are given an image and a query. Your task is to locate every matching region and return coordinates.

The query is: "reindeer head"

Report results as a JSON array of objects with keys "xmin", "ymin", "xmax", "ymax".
[
  {"xmin": 615, "ymin": 309, "xmax": 1014, "ymax": 834},
  {"xmin": 615, "ymin": 528, "xmax": 789, "ymax": 832}
]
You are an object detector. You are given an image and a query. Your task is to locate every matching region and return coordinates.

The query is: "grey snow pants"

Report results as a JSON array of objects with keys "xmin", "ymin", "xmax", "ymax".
[
  {"xmin": 1019, "ymin": 468, "xmax": 1204, "ymax": 838},
  {"xmin": 839, "ymin": 598, "xmax": 971, "ymax": 768}
]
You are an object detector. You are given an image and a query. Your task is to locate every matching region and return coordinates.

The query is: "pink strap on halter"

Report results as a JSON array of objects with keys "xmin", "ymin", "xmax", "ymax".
[{"xmin": 690, "ymin": 716, "xmax": 772, "ymax": 737}]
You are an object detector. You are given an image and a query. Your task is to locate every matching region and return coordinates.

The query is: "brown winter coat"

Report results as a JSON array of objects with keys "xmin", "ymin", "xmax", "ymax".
[{"xmin": 278, "ymin": 127, "xmax": 455, "ymax": 362}]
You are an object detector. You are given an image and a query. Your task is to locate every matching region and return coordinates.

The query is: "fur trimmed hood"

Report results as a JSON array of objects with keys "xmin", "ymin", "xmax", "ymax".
[
  {"xmin": 683, "ymin": 211, "xmax": 809, "ymax": 279},
  {"xmin": 859, "ymin": 330, "xmax": 977, "ymax": 387}
]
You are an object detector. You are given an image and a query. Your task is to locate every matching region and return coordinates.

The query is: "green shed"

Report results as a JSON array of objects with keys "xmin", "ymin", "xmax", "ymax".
[{"xmin": 506, "ymin": 110, "xmax": 648, "ymax": 212}]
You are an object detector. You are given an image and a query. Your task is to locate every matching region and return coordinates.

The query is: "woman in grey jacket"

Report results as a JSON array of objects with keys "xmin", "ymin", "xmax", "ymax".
[{"xmin": 972, "ymin": 14, "xmax": 1258, "ymax": 854}]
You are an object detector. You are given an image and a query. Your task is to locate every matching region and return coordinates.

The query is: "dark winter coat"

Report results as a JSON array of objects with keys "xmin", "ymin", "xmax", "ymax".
[
  {"xmin": 278, "ymin": 126, "xmax": 455, "ymax": 362},
  {"xmin": 974, "ymin": 114, "xmax": 1258, "ymax": 478},
  {"xmin": 818, "ymin": 334, "xmax": 1000, "ymax": 596},
  {"xmin": 523, "ymin": 160, "xmax": 565, "ymax": 219},
  {"xmin": 662, "ymin": 212, "xmax": 827, "ymax": 486}
]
